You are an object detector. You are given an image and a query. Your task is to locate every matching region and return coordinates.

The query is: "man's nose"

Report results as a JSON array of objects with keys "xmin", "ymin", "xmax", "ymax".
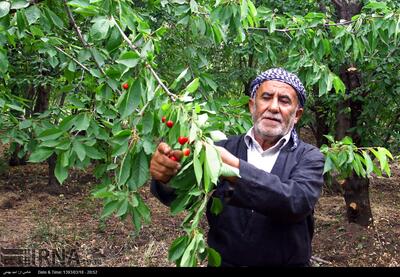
[{"xmin": 268, "ymin": 97, "xmax": 279, "ymax": 113}]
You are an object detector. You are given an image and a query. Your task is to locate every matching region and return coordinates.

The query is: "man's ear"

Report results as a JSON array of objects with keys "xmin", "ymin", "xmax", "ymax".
[
  {"xmin": 249, "ymin": 98, "xmax": 255, "ymax": 114},
  {"xmin": 294, "ymin": 107, "xmax": 304, "ymax": 124}
]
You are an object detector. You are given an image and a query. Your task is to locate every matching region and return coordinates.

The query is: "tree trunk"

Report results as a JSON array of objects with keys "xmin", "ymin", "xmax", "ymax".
[
  {"xmin": 343, "ymin": 174, "xmax": 373, "ymax": 226},
  {"xmin": 8, "ymin": 144, "xmax": 27, "ymax": 166},
  {"xmin": 8, "ymin": 84, "xmax": 36, "ymax": 166},
  {"xmin": 332, "ymin": 0, "xmax": 373, "ymax": 226}
]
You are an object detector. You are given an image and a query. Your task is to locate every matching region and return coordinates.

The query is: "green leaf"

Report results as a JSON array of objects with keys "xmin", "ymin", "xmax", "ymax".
[
  {"xmin": 19, "ymin": 120, "xmax": 32, "ymax": 129},
  {"xmin": 37, "ymin": 128, "xmax": 64, "ymax": 141},
  {"xmin": 0, "ymin": 2, "xmax": 11, "ymax": 18},
  {"xmin": 128, "ymin": 151, "xmax": 149, "ymax": 190},
  {"xmin": 116, "ymin": 51, "xmax": 140, "ymax": 68},
  {"xmin": 28, "ymin": 148, "xmax": 53, "ymax": 163},
  {"xmin": 168, "ymin": 236, "xmax": 188, "ymax": 262},
  {"xmin": 220, "ymin": 163, "xmax": 240, "ymax": 177},
  {"xmin": 116, "ymin": 199, "xmax": 129, "ymax": 217},
  {"xmin": 10, "ymin": 0, "xmax": 29, "ymax": 10},
  {"xmin": 193, "ymin": 154, "xmax": 203, "ymax": 186},
  {"xmin": 55, "ymin": 155, "xmax": 68, "ymax": 184},
  {"xmin": 323, "ymin": 135, "xmax": 335, "ymax": 143},
  {"xmin": 180, "ymin": 236, "xmax": 197, "ymax": 267},
  {"xmin": 130, "ymin": 193, "xmax": 139, "ymax": 207},
  {"xmin": 333, "ymin": 76, "xmax": 346, "ymax": 94},
  {"xmin": 207, "ymin": 247, "xmax": 221, "ymax": 267},
  {"xmin": 59, "ymin": 115, "xmax": 77, "ymax": 131},
  {"xmin": 90, "ymin": 17, "xmax": 111, "ymax": 40},
  {"xmin": 362, "ymin": 150, "xmax": 374, "ymax": 175},
  {"xmin": 44, "ymin": 7, "xmax": 64, "ymax": 29},
  {"xmin": 323, "ymin": 155, "xmax": 334, "ymax": 175},
  {"xmin": 247, "ymin": 0, "xmax": 257, "ymax": 17},
  {"xmin": 171, "ymin": 68, "xmax": 189, "ymax": 89},
  {"xmin": 136, "ymin": 196, "xmax": 150, "ymax": 223},
  {"xmin": 0, "ymin": 50, "xmax": 8, "ymax": 73},
  {"xmin": 118, "ymin": 152, "xmax": 132, "ymax": 186},
  {"xmin": 73, "ymin": 140, "xmax": 86, "ymax": 161},
  {"xmin": 185, "ymin": 78, "xmax": 200, "ymax": 93},
  {"xmin": 25, "ymin": 5, "xmax": 41, "ymax": 25},
  {"xmin": 74, "ymin": 113, "xmax": 90, "ymax": 131},
  {"xmin": 117, "ymin": 79, "xmax": 142, "ymax": 119},
  {"xmin": 209, "ymin": 130, "xmax": 227, "ymax": 142},
  {"xmin": 204, "ymin": 143, "xmax": 221, "ymax": 192},
  {"xmin": 131, "ymin": 208, "xmax": 142, "ymax": 232},
  {"xmin": 16, "ymin": 10, "xmax": 27, "ymax": 32},
  {"xmin": 84, "ymin": 145, "xmax": 103, "ymax": 160},
  {"xmin": 142, "ymin": 111, "xmax": 154, "ymax": 134},
  {"xmin": 67, "ymin": 0, "xmax": 90, "ymax": 8},
  {"xmin": 240, "ymin": 0, "xmax": 248, "ymax": 20},
  {"xmin": 91, "ymin": 48, "xmax": 104, "ymax": 67},
  {"xmin": 210, "ymin": 197, "xmax": 223, "ymax": 215},
  {"xmin": 101, "ymin": 200, "xmax": 119, "ymax": 219},
  {"xmin": 378, "ymin": 147, "xmax": 392, "ymax": 176}
]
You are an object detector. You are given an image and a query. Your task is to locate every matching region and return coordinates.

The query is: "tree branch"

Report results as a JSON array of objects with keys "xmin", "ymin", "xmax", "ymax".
[
  {"xmin": 248, "ymin": 19, "xmax": 356, "ymax": 33},
  {"xmin": 110, "ymin": 16, "xmax": 177, "ymax": 102},
  {"xmin": 53, "ymin": 46, "xmax": 91, "ymax": 73},
  {"xmin": 62, "ymin": 0, "xmax": 106, "ymax": 77},
  {"xmin": 332, "ymin": 0, "xmax": 343, "ymax": 8}
]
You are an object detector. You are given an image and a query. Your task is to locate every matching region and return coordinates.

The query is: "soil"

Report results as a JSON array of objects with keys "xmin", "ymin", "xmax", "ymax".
[{"xmin": 0, "ymin": 143, "xmax": 399, "ymax": 267}]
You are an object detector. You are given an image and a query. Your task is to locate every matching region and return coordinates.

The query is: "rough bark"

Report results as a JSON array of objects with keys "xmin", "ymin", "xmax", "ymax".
[
  {"xmin": 332, "ymin": 0, "xmax": 373, "ymax": 226},
  {"xmin": 343, "ymin": 174, "xmax": 373, "ymax": 226}
]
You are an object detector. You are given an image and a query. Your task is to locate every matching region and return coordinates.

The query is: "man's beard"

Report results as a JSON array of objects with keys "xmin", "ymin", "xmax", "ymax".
[{"xmin": 252, "ymin": 107, "xmax": 296, "ymax": 139}]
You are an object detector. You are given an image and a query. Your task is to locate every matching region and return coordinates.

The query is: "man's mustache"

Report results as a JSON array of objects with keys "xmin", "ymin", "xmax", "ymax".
[{"xmin": 259, "ymin": 113, "xmax": 282, "ymax": 123}]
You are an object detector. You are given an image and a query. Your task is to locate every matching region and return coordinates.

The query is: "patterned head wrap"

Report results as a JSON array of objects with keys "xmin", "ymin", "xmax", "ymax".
[
  {"xmin": 249, "ymin": 68, "xmax": 306, "ymax": 150},
  {"xmin": 249, "ymin": 68, "xmax": 306, "ymax": 107}
]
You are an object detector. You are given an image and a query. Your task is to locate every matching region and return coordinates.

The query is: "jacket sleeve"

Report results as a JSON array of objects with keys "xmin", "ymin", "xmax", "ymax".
[
  {"xmin": 150, "ymin": 179, "xmax": 177, "ymax": 207},
  {"xmin": 226, "ymin": 147, "xmax": 325, "ymax": 223}
]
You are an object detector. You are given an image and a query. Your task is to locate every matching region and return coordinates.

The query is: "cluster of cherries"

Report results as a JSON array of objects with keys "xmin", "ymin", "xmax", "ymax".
[{"xmin": 161, "ymin": 116, "xmax": 191, "ymax": 161}]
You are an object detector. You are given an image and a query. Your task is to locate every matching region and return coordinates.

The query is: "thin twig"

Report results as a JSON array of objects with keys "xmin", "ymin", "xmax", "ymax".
[
  {"xmin": 110, "ymin": 16, "xmax": 177, "ymax": 102},
  {"xmin": 332, "ymin": 0, "xmax": 343, "ymax": 8},
  {"xmin": 248, "ymin": 19, "xmax": 356, "ymax": 33},
  {"xmin": 311, "ymin": 255, "xmax": 332, "ymax": 265},
  {"xmin": 62, "ymin": 0, "xmax": 106, "ymax": 77},
  {"xmin": 53, "ymin": 46, "xmax": 91, "ymax": 73}
]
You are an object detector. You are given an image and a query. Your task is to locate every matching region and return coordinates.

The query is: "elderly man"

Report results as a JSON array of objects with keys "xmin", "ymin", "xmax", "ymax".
[{"xmin": 150, "ymin": 68, "xmax": 325, "ymax": 266}]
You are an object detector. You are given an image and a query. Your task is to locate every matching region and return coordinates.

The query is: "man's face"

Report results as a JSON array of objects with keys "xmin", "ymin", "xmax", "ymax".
[{"xmin": 249, "ymin": 80, "xmax": 303, "ymax": 140}]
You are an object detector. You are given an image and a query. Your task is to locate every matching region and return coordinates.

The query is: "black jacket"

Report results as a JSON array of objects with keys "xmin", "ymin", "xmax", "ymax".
[{"xmin": 151, "ymin": 134, "xmax": 325, "ymax": 266}]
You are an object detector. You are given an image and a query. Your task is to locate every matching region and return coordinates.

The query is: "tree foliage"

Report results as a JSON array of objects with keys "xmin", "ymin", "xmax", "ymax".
[{"xmin": 0, "ymin": 0, "xmax": 398, "ymax": 266}]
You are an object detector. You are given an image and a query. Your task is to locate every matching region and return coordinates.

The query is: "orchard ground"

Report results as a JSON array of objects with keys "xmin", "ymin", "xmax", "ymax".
[{"xmin": 0, "ymin": 139, "xmax": 399, "ymax": 267}]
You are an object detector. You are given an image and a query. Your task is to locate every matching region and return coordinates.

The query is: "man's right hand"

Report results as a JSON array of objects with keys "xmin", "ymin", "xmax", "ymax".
[{"xmin": 150, "ymin": 142, "xmax": 183, "ymax": 183}]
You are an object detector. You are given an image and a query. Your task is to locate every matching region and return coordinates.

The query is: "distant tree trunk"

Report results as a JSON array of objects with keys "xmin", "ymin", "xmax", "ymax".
[
  {"xmin": 343, "ymin": 174, "xmax": 373, "ymax": 226},
  {"xmin": 8, "ymin": 84, "xmax": 36, "ymax": 166},
  {"xmin": 48, "ymin": 153, "xmax": 58, "ymax": 187},
  {"xmin": 8, "ymin": 144, "xmax": 27, "ymax": 166},
  {"xmin": 332, "ymin": 0, "xmax": 373, "ymax": 226},
  {"xmin": 33, "ymin": 85, "xmax": 50, "ymax": 114}
]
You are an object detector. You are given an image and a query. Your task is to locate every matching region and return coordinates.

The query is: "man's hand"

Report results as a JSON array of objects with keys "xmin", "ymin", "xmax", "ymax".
[
  {"xmin": 150, "ymin": 142, "xmax": 183, "ymax": 183},
  {"xmin": 215, "ymin": 146, "xmax": 240, "ymax": 183},
  {"xmin": 215, "ymin": 146, "xmax": 239, "ymax": 169}
]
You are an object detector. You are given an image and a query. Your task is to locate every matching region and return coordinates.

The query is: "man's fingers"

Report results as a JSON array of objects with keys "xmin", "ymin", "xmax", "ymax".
[
  {"xmin": 170, "ymin": 150, "xmax": 183, "ymax": 161},
  {"xmin": 158, "ymin": 142, "xmax": 171, "ymax": 155}
]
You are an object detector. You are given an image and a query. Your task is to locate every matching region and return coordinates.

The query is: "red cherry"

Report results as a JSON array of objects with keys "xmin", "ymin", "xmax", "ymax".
[
  {"xmin": 162, "ymin": 116, "xmax": 166, "ymax": 123},
  {"xmin": 178, "ymin": 136, "xmax": 188, "ymax": 145},
  {"xmin": 183, "ymin": 148, "xmax": 190, "ymax": 156},
  {"xmin": 166, "ymin": 120, "xmax": 174, "ymax": 128},
  {"xmin": 170, "ymin": 155, "xmax": 178, "ymax": 162},
  {"xmin": 122, "ymin": 83, "xmax": 129, "ymax": 90}
]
